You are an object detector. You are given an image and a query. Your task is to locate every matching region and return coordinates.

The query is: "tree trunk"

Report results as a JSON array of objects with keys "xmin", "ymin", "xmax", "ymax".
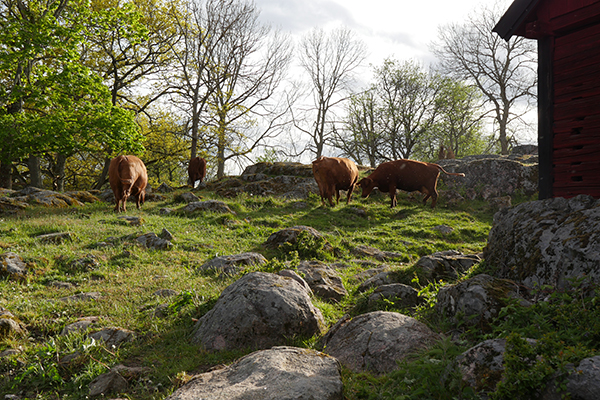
[
  {"xmin": 94, "ymin": 157, "xmax": 111, "ymax": 190},
  {"xmin": 28, "ymin": 155, "xmax": 43, "ymax": 188},
  {"xmin": 52, "ymin": 154, "xmax": 67, "ymax": 192},
  {"xmin": 0, "ymin": 161, "xmax": 12, "ymax": 189}
]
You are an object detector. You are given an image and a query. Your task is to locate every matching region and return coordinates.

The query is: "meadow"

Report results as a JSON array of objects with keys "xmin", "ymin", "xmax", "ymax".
[{"xmin": 3, "ymin": 184, "xmax": 580, "ymax": 399}]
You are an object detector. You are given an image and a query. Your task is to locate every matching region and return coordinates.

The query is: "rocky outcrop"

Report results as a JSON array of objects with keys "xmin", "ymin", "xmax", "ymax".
[
  {"xmin": 207, "ymin": 162, "xmax": 319, "ymax": 199},
  {"xmin": 319, "ymin": 311, "xmax": 439, "ymax": 375},
  {"xmin": 438, "ymin": 155, "xmax": 538, "ymax": 199},
  {"xmin": 484, "ymin": 195, "xmax": 600, "ymax": 289},
  {"xmin": 191, "ymin": 272, "xmax": 325, "ymax": 351},
  {"xmin": 166, "ymin": 346, "xmax": 343, "ymax": 400}
]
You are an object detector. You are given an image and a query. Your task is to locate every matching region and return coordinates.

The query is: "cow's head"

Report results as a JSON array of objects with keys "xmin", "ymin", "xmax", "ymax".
[{"xmin": 358, "ymin": 177, "xmax": 375, "ymax": 198}]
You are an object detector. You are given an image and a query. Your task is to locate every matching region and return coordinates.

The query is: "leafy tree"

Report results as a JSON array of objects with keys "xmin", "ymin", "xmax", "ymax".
[
  {"xmin": 432, "ymin": 1, "xmax": 537, "ymax": 155},
  {"xmin": 413, "ymin": 78, "xmax": 489, "ymax": 160},
  {"xmin": 83, "ymin": 0, "xmax": 180, "ymax": 189},
  {"xmin": 0, "ymin": 0, "xmax": 142, "ymax": 189},
  {"xmin": 138, "ymin": 106, "xmax": 191, "ymax": 186},
  {"xmin": 374, "ymin": 59, "xmax": 443, "ymax": 161},
  {"xmin": 334, "ymin": 59, "xmax": 487, "ymax": 164}
]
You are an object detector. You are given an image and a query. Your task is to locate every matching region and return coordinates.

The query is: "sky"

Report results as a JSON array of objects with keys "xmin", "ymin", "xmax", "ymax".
[{"xmin": 254, "ymin": 0, "xmax": 512, "ymax": 70}]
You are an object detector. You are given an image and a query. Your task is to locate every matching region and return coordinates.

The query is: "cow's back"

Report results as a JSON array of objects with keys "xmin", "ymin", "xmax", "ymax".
[
  {"xmin": 390, "ymin": 159, "xmax": 439, "ymax": 191},
  {"xmin": 313, "ymin": 156, "xmax": 358, "ymax": 188}
]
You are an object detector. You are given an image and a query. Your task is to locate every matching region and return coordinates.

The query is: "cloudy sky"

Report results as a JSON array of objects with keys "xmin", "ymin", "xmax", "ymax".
[{"xmin": 254, "ymin": 0, "xmax": 513, "ymax": 69}]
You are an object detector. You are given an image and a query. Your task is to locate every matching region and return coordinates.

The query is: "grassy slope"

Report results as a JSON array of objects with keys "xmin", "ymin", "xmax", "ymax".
[{"xmin": 0, "ymin": 186, "xmax": 555, "ymax": 399}]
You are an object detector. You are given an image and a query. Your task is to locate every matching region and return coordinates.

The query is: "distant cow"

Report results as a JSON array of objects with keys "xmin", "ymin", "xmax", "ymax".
[
  {"xmin": 312, "ymin": 156, "xmax": 359, "ymax": 206},
  {"xmin": 188, "ymin": 157, "xmax": 207, "ymax": 187},
  {"xmin": 358, "ymin": 159, "xmax": 465, "ymax": 208},
  {"xmin": 108, "ymin": 155, "xmax": 148, "ymax": 213}
]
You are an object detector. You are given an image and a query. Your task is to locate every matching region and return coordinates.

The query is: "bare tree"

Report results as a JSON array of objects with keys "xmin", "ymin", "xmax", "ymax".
[
  {"xmin": 333, "ymin": 89, "xmax": 382, "ymax": 167},
  {"xmin": 169, "ymin": 0, "xmax": 292, "ymax": 178},
  {"xmin": 432, "ymin": 2, "xmax": 537, "ymax": 155},
  {"xmin": 297, "ymin": 26, "xmax": 367, "ymax": 159}
]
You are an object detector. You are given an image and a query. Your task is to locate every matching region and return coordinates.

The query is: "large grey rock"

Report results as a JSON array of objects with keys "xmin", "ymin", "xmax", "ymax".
[
  {"xmin": 320, "ymin": 311, "xmax": 439, "ymax": 374},
  {"xmin": 0, "ymin": 317, "xmax": 26, "ymax": 338},
  {"xmin": 455, "ymin": 338, "xmax": 536, "ymax": 393},
  {"xmin": 166, "ymin": 346, "xmax": 342, "ymax": 400},
  {"xmin": 351, "ymin": 245, "xmax": 404, "ymax": 261},
  {"xmin": 37, "ymin": 232, "xmax": 73, "ymax": 244},
  {"xmin": 191, "ymin": 272, "xmax": 325, "ymax": 351},
  {"xmin": 367, "ymin": 284, "xmax": 424, "ymax": 309},
  {"xmin": 542, "ymin": 356, "xmax": 600, "ymax": 400},
  {"xmin": 484, "ymin": 195, "xmax": 600, "ymax": 289},
  {"xmin": 435, "ymin": 274, "xmax": 530, "ymax": 329},
  {"xmin": 197, "ymin": 252, "xmax": 267, "ymax": 275},
  {"xmin": 89, "ymin": 327, "xmax": 135, "ymax": 348},
  {"xmin": 455, "ymin": 338, "xmax": 508, "ymax": 392},
  {"xmin": 60, "ymin": 317, "xmax": 100, "ymax": 336},
  {"xmin": 415, "ymin": 250, "xmax": 482, "ymax": 281},
  {"xmin": 136, "ymin": 232, "xmax": 173, "ymax": 250},
  {"xmin": 297, "ymin": 260, "xmax": 347, "ymax": 303},
  {"xmin": 182, "ymin": 200, "xmax": 235, "ymax": 214},
  {"xmin": 0, "ymin": 252, "xmax": 27, "ymax": 279}
]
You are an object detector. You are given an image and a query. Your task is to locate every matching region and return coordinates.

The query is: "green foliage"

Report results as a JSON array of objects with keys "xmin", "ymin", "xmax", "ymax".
[
  {"xmin": 0, "ymin": 0, "xmax": 144, "ymax": 168},
  {"xmin": 344, "ymin": 338, "xmax": 477, "ymax": 400},
  {"xmin": 7, "ymin": 334, "xmax": 111, "ymax": 397},
  {"xmin": 491, "ymin": 332, "xmax": 590, "ymax": 400},
  {"xmin": 278, "ymin": 230, "xmax": 334, "ymax": 261}
]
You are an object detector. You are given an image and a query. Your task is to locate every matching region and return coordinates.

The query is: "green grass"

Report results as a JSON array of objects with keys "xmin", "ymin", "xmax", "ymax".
[{"xmin": 2, "ymin": 186, "xmax": 592, "ymax": 399}]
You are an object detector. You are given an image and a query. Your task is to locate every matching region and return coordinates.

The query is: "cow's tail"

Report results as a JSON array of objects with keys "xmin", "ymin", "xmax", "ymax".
[{"xmin": 435, "ymin": 164, "xmax": 465, "ymax": 177}]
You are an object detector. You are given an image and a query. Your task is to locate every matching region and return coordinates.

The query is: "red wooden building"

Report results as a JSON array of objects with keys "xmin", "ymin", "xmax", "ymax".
[{"xmin": 494, "ymin": 0, "xmax": 600, "ymax": 199}]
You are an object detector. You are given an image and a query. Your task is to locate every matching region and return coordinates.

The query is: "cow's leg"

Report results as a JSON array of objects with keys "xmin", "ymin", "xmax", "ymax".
[
  {"xmin": 346, "ymin": 185, "xmax": 354, "ymax": 204},
  {"xmin": 430, "ymin": 191, "xmax": 438, "ymax": 208},
  {"xmin": 335, "ymin": 189, "xmax": 341, "ymax": 205},
  {"xmin": 389, "ymin": 185, "xmax": 397, "ymax": 208},
  {"xmin": 328, "ymin": 189, "xmax": 335, "ymax": 207}
]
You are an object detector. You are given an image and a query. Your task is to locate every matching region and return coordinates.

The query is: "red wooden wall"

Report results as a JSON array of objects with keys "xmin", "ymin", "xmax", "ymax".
[{"xmin": 552, "ymin": 22, "xmax": 600, "ymax": 198}]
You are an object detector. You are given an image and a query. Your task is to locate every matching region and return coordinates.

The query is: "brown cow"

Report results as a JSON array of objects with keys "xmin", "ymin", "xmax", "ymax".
[
  {"xmin": 312, "ymin": 156, "xmax": 359, "ymax": 206},
  {"xmin": 108, "ymin": 155, "xmax": 148, "ymax": 213},
  {"xmin": 188, "ymin": 157, "xmax": 207, "ymax": 187},
  {"xmin": 357, "ymin": 159, "xmax": 465, "ymax": 208}
]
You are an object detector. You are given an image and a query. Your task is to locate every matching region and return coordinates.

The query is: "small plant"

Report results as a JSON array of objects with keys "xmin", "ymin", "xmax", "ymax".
[{"xmin": 279, "ymin": 230, "xmax": 333, "ymax": 261}]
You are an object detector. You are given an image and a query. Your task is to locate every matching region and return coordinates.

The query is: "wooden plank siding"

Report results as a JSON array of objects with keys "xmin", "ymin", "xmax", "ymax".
[{"xmin": 552, "ymin": 22, "xmax": 600, "ymax": 198}]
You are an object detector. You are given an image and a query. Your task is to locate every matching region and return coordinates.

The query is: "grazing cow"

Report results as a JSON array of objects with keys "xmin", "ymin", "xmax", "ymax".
[
  {"xmin": 312, "ymin": 156, "xmax": 359, "ymax": 206},
  {"xmin": 108, "ymin": 155, "xmax": 148, "ymax": 213},
  {"xmin": 188, "ymin": 157, "xmax": 207, "ymax": 187},
  {"xmin": 357, "ymin": 159, "xmax": 465, "ymax": 208}
]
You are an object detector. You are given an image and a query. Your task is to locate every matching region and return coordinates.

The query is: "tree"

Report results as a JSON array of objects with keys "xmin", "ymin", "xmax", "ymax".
[
  {"xmin": 374, "ymin": 59, "xmax": 442, "ymax": 160},
  {"xmin": 297, "ymin": 26, "xmax": 367, "ymax": 159},
  {"xmin": 169, "ymin": 0, "xmax": 293, "ymax": 179},
  {"xmin": 333, "ymin": 89, "xmax": 382, "ymax": 167},
  {"xmin": 0, "ymin": 0, "xmax": 142, "ymax": 189},
  {"xmin": 334, "ymin": 59, "xmax": 487, "ymax": 164},
  {"xmin": 431, "ymin": 1, "xmax": 537, "ymax": 155},
  {"xmin": 83, "ymin": 0, "xmax": 180, "ymax": 189}
]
